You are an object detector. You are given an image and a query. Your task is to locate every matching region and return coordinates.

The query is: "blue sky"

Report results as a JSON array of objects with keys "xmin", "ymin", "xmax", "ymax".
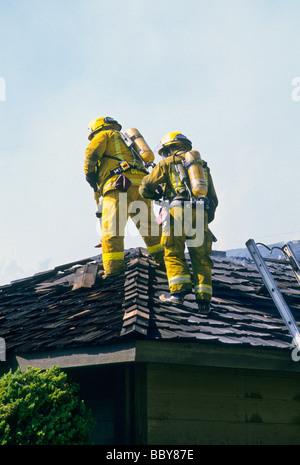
[{"xmin": 0, "ymin": 0, "xmax": 300, "ymax": 285}]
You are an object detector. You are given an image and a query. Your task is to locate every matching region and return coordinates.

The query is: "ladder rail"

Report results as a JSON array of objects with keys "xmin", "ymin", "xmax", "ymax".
[
  {"xmin": 246, "ymin": 239, "xmax": 300, "ymax": 350},
  {"xmin": 282, "ymin": 244, "xmax": 300, "ymax": 285}
]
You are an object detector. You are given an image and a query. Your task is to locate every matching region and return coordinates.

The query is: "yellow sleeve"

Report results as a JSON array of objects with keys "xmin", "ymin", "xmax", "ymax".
[
  {"xmin": 84, "ymin": 131, "xmax": 108, "ymax": 175},
  {"xmin": 139, "ymin": 161, "xmax": 167, "ymax": 199}
]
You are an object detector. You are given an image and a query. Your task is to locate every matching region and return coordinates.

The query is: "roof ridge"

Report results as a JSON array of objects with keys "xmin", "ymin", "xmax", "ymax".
[{"xmin": 121, "ymin": 254, "xmax": 151, "ymax": 339}]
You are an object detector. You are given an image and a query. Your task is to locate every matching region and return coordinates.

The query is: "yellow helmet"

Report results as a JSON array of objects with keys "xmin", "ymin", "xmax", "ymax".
[
  {"xmin": 158, "ymin": 131, "xmax": 192, "ymax": 157},
  {"xmin": 88, "ymin": 116, "xmax": 122, "ymax": 140}
]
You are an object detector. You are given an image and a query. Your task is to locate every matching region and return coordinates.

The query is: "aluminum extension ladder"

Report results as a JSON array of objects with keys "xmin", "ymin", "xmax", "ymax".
[{"xmin": 246, "ymin": 239, "xmax": 300, "ymax": 350}]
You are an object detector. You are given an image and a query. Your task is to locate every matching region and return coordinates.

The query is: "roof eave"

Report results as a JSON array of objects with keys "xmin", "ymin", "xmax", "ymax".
[{"xmin": 14, "ymin": 339, "xmax": 300, "ymax": 374}]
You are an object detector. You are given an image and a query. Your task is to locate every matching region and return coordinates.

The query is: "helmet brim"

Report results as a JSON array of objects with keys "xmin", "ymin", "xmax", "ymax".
[
  {"xmin": 88, "ymin": 122, "xmax": 122, "ymax": 140},
  {"xmin": 158, "ymin": 132, "xmax": 192, "ymax": 156}
]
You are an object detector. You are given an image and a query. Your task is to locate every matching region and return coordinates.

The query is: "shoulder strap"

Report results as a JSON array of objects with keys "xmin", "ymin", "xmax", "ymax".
[
  {"xmin": 173, "ymin": 155, "xmax": 193, "ymax": 200},
  {"xmin": 103, "ymin": 153, "xmax": 122, "ymax": 161},
  {"xmin": 102, "ymin": 134, "xmax": 148, "ymax": 173},
  {"xmin": 119, "ymin": 132, "xmax": 149, "ymax": 172}
]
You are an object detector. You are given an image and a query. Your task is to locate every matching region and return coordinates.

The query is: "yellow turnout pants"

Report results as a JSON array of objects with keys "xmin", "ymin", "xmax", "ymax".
[
  {"xmin": 161, "ymin": 205, "xmax": 213, "ymax": 301},
  {"xmin": 101, "ymin": 186, "xmax": 164, "ymax": 275}
]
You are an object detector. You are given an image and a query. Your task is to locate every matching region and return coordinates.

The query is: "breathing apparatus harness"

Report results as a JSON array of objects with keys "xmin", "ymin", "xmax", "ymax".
[
  {"xmin": 94, "ymin": 131, "xmax": 155, "ymax": 219},
  {"xmin": 102, "ymin": 130, "xmax": 156, "ymax": 182},
  {"xmin": 159, "ymin": 148, "xmax": 209, "ymax": 212},
  {"xmin": 153, "ymin": 148, "xmax": 217, "ymax": 243},
  {"xmin": 121, "ymin": 131, "xmax": 156, "ymax": 170}
]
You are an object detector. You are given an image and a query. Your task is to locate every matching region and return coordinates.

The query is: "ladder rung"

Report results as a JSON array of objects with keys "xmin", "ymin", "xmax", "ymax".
[
  {"xmin": 280, "ymin": 289, "xmax": 300, "ymax": 296},
  {"xmin": 264, "ymin": 258, "xmax": 290, "ymax": 265}
]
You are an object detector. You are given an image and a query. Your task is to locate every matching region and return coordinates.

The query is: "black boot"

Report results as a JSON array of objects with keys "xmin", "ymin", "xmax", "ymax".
[{"xmin": 197, "ymin": 299, "xmax": 211, "ymax": 314}]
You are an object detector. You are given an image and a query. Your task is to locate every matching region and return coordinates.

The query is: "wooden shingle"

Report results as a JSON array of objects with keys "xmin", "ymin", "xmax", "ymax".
[{"xmin": 0, "ymin": 248, "xmax": 300, "ymax": 355}]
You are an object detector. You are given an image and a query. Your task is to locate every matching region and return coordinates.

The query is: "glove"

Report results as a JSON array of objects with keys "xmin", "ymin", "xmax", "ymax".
[
  {"xmin": 86, "ymin": 172, "xmax": 98, "ymax": 192},
  {"xmin": 152, "ymin": 185, "xmax": 164, "ymax": 201},
  {"xmin": 197, "ymin": 196, "xmax": 210, "ymax": 211}
]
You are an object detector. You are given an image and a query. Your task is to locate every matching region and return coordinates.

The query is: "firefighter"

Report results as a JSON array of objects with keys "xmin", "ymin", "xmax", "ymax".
[
  {"xmin": 139, "ymin": 132, "xmax": 218, "ymax": 314},
  {"xmin": 84, "ymin": 116, "xmax": 165, "ymax": 276}
]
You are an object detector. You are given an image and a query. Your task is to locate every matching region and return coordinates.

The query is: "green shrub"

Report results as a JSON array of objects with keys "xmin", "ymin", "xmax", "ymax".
[{"xmin": 0, "ymin": 366, "xmax": 91, "ymax": 445}]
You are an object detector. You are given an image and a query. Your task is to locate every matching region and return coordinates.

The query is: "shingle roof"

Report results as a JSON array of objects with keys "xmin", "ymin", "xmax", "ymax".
[{"xmin": 1, "ymin": 248, "xmax": 300, "ymax": 354}]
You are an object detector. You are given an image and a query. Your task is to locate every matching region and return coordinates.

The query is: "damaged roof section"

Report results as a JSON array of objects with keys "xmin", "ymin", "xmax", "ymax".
[{"xmin": 0, "ymin": 248, "xmax": 300, "ymax": 355}]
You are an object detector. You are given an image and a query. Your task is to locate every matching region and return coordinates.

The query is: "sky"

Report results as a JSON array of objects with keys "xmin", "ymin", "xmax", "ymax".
[{"xmin": 0, "ymin": 0, "xmax": 300, "ymax": 285}]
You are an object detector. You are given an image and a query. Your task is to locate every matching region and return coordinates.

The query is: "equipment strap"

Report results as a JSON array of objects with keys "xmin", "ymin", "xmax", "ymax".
[
  {"xmin": 102, "ymin": 154, "xmax": 148, "ymax": 177},
  {"xmin": 119, "ymin": 132, "xmax": 148, "ymax": 170},
  {"xmin": 173, "ymin": 155, "xmax": 194, "ymax": 201},
  {"xmin": 103, "ymin": 154, "xmax": 123, "ymax": 162}
]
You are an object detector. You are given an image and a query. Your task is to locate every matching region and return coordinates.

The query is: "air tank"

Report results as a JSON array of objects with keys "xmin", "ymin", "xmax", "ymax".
[
  {"xmin": 184, "ymin": 150, "xmax": 208, "ymax": 198},
  {"xmin": 125, "ymin": 128, "xmax": 155, "ymax": 163}
]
